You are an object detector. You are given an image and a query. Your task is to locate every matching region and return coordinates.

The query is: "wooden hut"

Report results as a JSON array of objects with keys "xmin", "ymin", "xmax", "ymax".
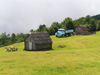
[
  {"xmin": 24, "ymin": 32, "xmax": 53, "ymax": 51},
  {"xmin": 75, "ymin": 25, "xmax": 90, "ymax": 35}
]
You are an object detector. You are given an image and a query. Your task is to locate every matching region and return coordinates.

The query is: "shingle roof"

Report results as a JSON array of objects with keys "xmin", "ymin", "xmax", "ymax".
[
  {"xmin": 79, "ymin": 25, "xmax": 89, "ymax": 31},
  {"xmin": 31, "ymin": 32, "xmax": 52, "ymax": 44}
]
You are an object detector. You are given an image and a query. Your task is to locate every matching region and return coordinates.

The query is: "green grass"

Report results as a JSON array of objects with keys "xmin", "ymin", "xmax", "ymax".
[{"xmin": 0, "ymin": 31, "xmax": 100, "ymax": 75}]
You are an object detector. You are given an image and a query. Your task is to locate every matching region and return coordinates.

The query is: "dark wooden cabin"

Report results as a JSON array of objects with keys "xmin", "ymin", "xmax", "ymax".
[
  {"xmin": 75, "ymin": 25, "xmax": 90, "ymax": 35},
  {"xmin": 24, "ymin": 32, "xmax": 52, "ymax": 51}
]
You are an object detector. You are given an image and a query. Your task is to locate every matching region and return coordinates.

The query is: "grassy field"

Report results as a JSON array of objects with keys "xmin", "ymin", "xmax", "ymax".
[{"xmin": 0, "ymin": 31, "xmax": 100, "ymax": 75}]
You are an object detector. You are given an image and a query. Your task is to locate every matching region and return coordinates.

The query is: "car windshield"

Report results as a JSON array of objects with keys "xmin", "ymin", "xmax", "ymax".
[
  {"xmin": 58, "ymin": 30, "xmax": 65, "ymax": 32},
  {"xmin": 58, "ymin": 30, "xmax": 62, "ymax": 32}
]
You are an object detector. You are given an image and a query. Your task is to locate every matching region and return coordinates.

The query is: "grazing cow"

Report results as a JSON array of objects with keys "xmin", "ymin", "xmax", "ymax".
[
  {"xmin": 11, "ymin": 47, "xmax": 18, "ymax": 51},
  {"xmin": 5, "ymin": 47, "xmax": 18, "ymax": 52},
  {"xmin": 5, "ymin": 48, "xmax": 11, "ymax": 52}
]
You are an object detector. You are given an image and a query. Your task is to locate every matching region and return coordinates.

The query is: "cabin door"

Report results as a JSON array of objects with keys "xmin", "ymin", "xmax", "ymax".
[{"xmin": 29, "ymin": 42, "xmax": 32, "ymax": 50}]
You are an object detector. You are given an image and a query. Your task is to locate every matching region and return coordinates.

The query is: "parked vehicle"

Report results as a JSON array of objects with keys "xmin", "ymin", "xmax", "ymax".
[{"xmin": 55, "ymin": 29, "xmax": 74, "ymax": 37}]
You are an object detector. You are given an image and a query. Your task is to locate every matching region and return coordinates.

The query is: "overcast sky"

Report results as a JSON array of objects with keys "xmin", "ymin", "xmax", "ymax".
[{"xmin": 0, "ymin": 0, "xmax": 100, "ymax": 34}]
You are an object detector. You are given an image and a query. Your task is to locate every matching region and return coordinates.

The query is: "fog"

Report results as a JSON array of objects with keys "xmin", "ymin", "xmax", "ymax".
[{"xmin": 0, "ymin": 0, "xmax": 100, "ymax": 34}]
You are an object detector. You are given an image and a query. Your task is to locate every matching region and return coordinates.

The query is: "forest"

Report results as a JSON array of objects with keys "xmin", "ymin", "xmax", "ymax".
[{"xmin": 0, "ymin": 14, "xmax": 100, "ymax": 47}]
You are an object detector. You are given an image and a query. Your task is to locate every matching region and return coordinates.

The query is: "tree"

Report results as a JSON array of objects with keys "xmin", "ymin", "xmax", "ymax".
[
  {"xmin": 0, "ymin": 31, "xmax": 28, "ymax": 47},
  {"xmin": 37, "ymin": 24, "xmax": 46, "ymax": 32},
  {"xmin": 30, "ymin": 29, "xmax": 34, "ymax": 32},
  {"xmin": 51, "ymin": 22, "xmax": 61, "ymax": 28},
  {"xmin": 17, "ymin": 37, "xmax": 24, "ymax": 43},
  {"xmin": 97, "ymin": 20, "xmax": 100, "ymax": 31},
  {"xmin": 90, "ymin": 19, "xmax": 96, "ymax": 31},
  {"xmin": 85, "ymin": 15, "xmax": 91, "ymax": 23},
  {"xmin": 66, "ymin": 20, "xmax": 74, "ymax": 29},
  {"xmin": 61, "ymin": 17, "xmax": 72, "ymax": 28},
  {"xmin": 76, "ymin": 17, "xmax": 85, "ymax": 25},
  {"xmin": 61, "ymin": 17, "xmax": 72, "ymax": 25},
  {"xmin": 85, "ymin": 23, "xmax": 91, "ymax": 31},
  {"xmin": 48, "ymin": 27, "xmax": 55, "ymax": 35},
  {"xmin": 10, "ymin": 33, "xmax": 16, "ymax": 43},
  {"xmin": 51, "ymin": 22, "xmax": 59, "ymax": 32},
  {"xmin": 0, "ymin": 32, "xmax": 10, "ymax": 46},
  {"xmin": 73, "ymin": 20, "xmax": 79, "ymax": 28}
]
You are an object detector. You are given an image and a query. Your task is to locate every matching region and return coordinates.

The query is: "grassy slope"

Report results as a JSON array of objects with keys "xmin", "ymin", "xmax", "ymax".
[{"xmin": 0, "ymin": 32, "xmax": 100, "ymax": 75}]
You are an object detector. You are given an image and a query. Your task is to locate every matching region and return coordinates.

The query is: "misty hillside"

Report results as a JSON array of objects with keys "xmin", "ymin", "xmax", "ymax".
[{"xmin": 91, "ymin": 14, "xmax": 100, "ymax": 20}]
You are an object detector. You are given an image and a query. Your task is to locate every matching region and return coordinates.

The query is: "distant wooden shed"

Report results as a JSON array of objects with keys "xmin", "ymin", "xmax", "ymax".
[
  {"xmin": 24, "ymin": 32, "xmax": 53, "ymax": 51},
  {"xmin": 75, "ymin": 25, "xmax": 90, "ymax": 35}
]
